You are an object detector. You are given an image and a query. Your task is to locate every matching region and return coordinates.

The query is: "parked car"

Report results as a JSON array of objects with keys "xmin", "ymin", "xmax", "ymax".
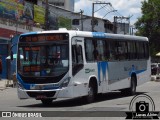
[{"xmin": 151, "ymin": 63, "xmax": 160, "ymax": 75}]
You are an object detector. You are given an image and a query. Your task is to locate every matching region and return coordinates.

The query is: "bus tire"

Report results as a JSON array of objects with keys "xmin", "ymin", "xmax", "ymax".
[
  {"xmin": 41, "ymin": 99, "xmax": 53, "ymax": 105},
  {"xmin": 121, "ymin": 76, "xmax": 136, "ymax": 96},
  {"xmin": 129, "ymin": 76, "xmax": 136, "ymax": 95},
  {"xmin": 86, "ymin": 83, "xmax": 96, "ymax": 103}
]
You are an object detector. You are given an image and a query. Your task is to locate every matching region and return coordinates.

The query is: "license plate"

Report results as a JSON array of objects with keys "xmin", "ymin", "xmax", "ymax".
[{"xmin": 36, "ymin": 95, "xmax": 47, "ymax": 99}]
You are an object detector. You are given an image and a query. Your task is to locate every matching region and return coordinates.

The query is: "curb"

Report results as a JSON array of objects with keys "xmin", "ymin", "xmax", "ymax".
[{"xmin": 0, "ymin": 80, "xmax": 15, "ymax": 91}]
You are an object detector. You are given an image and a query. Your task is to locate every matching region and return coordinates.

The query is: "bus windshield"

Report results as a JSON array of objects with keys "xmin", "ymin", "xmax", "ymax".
[{"xmin": 17, "ymin": 33, "xmax": 69, "ymax": 77}]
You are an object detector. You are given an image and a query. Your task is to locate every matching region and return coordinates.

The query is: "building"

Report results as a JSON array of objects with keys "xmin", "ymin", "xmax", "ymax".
[
  {"xmin": 113, "ymin": 16, "xmax": 130, "ymax": 35},
  {"xmin": 48, "ymin": 0, "xmax": 74, "ymax": 12},
  {"xmin": 48, "ymin": 4, "xmax": 114, "ymax": 33},
  {"xmin": 0, "ymin": 0, "xmax": 43, "ymax": 79}
]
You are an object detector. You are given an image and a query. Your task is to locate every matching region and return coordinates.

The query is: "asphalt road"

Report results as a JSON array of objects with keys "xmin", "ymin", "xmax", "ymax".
[{"xmin": 0, "ymin": 80, "xmax": 160, "ymax": 120}]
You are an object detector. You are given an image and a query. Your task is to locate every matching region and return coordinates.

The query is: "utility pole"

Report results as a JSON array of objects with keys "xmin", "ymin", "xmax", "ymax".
[
  {"xmin": 45, "ymin": 0, "xmax": 49, "ymax": 30},
  {"xmin": 92, "ymin": 2, "xmax": 111, "ymax": 32},
  {"xmin": 113, "ymin": 16, "xmax": 117, "ymax": 34},
  {"xmin": 80, "ymin": 9, "xmax": 84, "ymax": 31},
  {"xmin": 92, "ymin": 3, "xmax": 95, "ymax": 32}
]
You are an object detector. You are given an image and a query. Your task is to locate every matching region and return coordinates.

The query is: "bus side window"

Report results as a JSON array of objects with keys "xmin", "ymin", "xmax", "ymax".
[
  {"xmin": 109, "ymin": 41, "xmax": 116, "ymax": 60},
  {"xmin": 72, "ymin": 45, "xmax": 84, "ymax": 76},
  {"xmin": 93, "ymin": 46, "xmax": 99, "ymax": 61}
]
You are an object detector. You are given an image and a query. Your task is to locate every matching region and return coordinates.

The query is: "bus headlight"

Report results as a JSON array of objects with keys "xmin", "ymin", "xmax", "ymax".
[
  {"xmin": 17, "ymin": 82, "xmax": 24, "ymax": 89},
  {"xmin": 60, "ymin": 77, "xmax": 71, "ymax": 88}
]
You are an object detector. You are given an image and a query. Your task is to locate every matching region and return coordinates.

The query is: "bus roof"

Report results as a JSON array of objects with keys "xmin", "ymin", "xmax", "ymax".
[{"xmin": 21, "ymin": 29, "xmax": 148, "ymax": 42}]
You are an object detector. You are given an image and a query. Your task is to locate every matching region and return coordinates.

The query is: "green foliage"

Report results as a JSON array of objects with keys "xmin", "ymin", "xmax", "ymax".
[
  {"xmin": 135, "ymin": 0, "xmax": 160, "ymax": 57},
  {"xmin": 58, "ymin": 16, "xmax": 72, "ymax": 30}
]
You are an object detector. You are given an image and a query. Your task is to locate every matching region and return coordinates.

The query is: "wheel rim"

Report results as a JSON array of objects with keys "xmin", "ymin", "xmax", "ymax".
[
  {"xmin": 88, "ymin": 86, "xmax": 94, "ymax": 102},
  {"xmin": 88, "ymin": 87, "xmax": 93, "ymax": 97}
]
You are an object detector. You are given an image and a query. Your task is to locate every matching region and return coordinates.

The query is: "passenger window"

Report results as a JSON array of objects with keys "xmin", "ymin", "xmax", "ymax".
[
  {"xmin": 109, "ymin": 41, "xmax": 117, "ymax": 60},
  {"xmin": 115, "ymin": 41, "xmax": 128, "ymax": 60},
  {"xmin": 85, "ymin": 39, "xmax": 94, "ymax": 62}
]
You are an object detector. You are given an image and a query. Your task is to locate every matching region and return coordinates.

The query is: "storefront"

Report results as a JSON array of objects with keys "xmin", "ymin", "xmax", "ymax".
[{"xmin": 0, "ymin": 40, "xmax": 9, "ymax": 79}]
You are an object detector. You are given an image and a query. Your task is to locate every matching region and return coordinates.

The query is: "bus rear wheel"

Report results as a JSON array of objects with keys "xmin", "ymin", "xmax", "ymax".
[
  {"xmin": 129, "ymin": 76, "xmax": 136, "ymax": 95},
  {"xmin": 121, "ymin": 76, "xmax": 136, "ymax": 96},
  {"xmin": 41, "ymin": 99, "xmax": 53, "ymax": 105}
]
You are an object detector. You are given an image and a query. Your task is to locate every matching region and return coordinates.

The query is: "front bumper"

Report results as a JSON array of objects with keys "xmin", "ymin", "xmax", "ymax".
[{"xmin": 17, "ymin": 86, "xmax": 74, "ymax": 99}]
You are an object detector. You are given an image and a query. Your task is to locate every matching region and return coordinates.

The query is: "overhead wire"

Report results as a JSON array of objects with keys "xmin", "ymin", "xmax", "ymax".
[{"xmin": 98, "ymin": 4, "xmax": 118, "ymax": 20}]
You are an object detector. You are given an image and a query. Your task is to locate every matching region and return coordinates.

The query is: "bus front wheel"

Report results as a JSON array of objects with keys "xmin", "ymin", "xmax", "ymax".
[{"xmin": 85, "ymin": 82, "xmax": 96, "ymax": 103}]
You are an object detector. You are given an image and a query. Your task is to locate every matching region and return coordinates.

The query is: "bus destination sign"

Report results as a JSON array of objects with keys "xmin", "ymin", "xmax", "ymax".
[{"xmin": 20, "ymin": 33, "xmax": 68, "ymax": 42}]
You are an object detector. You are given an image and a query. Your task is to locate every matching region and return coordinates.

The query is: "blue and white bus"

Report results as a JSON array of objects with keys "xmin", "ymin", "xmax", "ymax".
[{"xmin": 16, "ymin": 29, "xmax": 151, "ymax": 104}]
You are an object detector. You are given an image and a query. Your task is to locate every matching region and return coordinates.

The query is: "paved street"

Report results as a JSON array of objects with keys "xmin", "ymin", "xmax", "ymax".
[{"xmin": 0, "ymin": 80, "xmax": 160, "ymax": 120}]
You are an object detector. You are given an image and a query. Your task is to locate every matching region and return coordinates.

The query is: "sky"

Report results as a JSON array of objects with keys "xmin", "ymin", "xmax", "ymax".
[{"xmin": 74, "ymin": 0, "xmax": 145, "ymax": 26}]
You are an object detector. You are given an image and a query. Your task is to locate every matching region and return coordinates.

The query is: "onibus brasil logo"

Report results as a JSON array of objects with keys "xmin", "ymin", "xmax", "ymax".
[{"xmin": 126, "ymin": 94, "xmax": 159, "ymax": 119}]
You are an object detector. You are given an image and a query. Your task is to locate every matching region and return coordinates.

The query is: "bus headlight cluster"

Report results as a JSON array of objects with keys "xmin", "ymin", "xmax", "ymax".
[
  {"xmin": 17, "ymin": 82, "xmax": 24, "ymax": 89},
  {"xmin": 60, "ymin": 77, "xmax": 71, "ymax": 88}
]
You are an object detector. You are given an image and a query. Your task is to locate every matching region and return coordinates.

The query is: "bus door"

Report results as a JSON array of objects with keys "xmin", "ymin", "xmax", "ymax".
[
  {"xmin": 72, "ymin": 37, "xmax": 88, "ymax": 97},
  {"xmin": 72, "ymin": 37, "xmax": 84, "ymax": 77}
]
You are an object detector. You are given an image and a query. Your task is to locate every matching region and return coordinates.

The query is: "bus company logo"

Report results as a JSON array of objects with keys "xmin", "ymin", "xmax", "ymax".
[{"xmin": 126, "ymin": 94, "xmax": 159, "ymax": 119}]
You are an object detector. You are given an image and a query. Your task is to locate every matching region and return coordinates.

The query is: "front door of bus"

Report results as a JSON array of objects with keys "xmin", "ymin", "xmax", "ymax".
[{"xmin": 72, "ymin": 37, "xmax": 84, "ymax": 76}]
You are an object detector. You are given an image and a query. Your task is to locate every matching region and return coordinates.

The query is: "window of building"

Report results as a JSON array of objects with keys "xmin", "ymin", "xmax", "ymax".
[
  {"xmin": 91, "ymin": 19, "xmax": 98, "ymax": 26},
  {"xmin": 72, "ymin": 19, "xmax": 79, "ymax": 25},
  {"xmin": 104, "ymin": 23, "xmax": 113, "ymax": 31}
]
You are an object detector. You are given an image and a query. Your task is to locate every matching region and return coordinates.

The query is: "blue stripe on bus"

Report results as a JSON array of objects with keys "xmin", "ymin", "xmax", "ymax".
[
  {"xmin": 92, "ymin": 32, "xmax": 106, "ymax": 38},
  {"xmin": 129, "ymin": 65, "xmax": 146, "ymax": 76},
  {"xmin": 135, "ymin": 69, "xmax": 146, "ymax": 74},
  {"xmin": 21, "ymin": 32, "xmax": 37, "ymax": 36},
  {"xmin": 17, "ymin": 74, "xmax": 31, "ymax": 90},
  {"xmin": 97, "ymin": 61, "xmax": 109, "ymax": 85},
  {"xmin": 92, "ymin": 32, "xmax": 112, "ymax": 38}
]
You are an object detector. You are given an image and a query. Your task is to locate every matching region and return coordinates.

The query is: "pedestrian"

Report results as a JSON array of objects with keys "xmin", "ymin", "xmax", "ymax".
[{"xmin": 0, "ymin": 55, "xmax": 2, "ymax": 80}]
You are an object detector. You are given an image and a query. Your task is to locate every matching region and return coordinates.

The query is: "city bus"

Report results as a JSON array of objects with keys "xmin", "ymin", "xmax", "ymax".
[{"xmin": 15, "ymin": 29, "xmax": 151, "ymax": 105}]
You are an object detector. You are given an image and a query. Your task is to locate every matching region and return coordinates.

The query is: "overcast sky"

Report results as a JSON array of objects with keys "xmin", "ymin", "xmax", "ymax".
[{"xmin": 74, "ymin": 0, "xmax": 145, "ymax": 25}]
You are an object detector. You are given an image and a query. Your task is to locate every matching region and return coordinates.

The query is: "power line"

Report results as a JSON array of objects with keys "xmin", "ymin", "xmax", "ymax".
[{"xmin": 92, "ymin": 2, "xmax": 112, "ymax": 31}]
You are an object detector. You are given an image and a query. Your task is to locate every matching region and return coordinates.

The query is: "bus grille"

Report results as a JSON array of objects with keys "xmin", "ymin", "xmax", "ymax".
[
  {"xmin": 18, "ymin": 73, "xmax": 66, "ymax": 84},
  {"xmin": 27, "ymin": 91, "xmax": 56, "ymax": 98}
]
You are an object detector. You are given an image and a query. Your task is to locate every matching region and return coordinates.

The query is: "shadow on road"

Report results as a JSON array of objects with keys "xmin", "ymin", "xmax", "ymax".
[{"xmin": 18, "ymin": 91, "xmax": 146, "ymax": 108}]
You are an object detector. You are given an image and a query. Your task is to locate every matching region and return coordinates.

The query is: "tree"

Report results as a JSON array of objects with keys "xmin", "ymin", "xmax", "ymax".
[{"xmin": 135, "ymin": 0, "xmax": 160, "ymax": 57}]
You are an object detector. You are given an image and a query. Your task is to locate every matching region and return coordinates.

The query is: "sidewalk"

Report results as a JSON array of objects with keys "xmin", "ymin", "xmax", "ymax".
[{"xmin": 0, "ymin": 79, "xmax": 14, "ymax": 91}]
